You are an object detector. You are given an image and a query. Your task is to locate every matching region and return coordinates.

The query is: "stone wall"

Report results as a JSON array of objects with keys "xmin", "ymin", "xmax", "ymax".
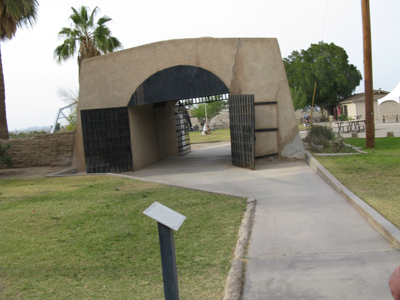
[{"xmin": 0, "ymin": 131, "xmax": 75, "ymax": 169}]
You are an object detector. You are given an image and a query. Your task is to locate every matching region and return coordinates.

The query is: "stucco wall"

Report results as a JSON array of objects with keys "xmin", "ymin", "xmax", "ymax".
[
  {"xmin": 127, "ymin": 101, "xmax": 179, "ymax": 171},
  {"xmin": 0, "ymin": 131, "xmax": 75, "ymax": 169},
  {"xmin": 154, "ymin": 101, "xmax": 179, "ymax": 159},
  {"xmin": 128, "ymin": 104, "xmax": 160, "ymax": 171},
  {"xmin": 344, "ymin": 103, "xmax": 357, "ymax": 119},
  {"xmin": 354, "ymin": 101, "xmax": 380, "ymax": 120},
  {"xmin": 74, "ymin": 37, "xmax": 303, "ymax": 171}
]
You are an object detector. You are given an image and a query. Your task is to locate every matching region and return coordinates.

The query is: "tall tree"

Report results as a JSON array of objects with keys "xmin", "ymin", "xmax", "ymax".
[
  {"xmin": 54, "ymin": 6, "xmax": 122, "ymax": 71},
  {"xmin": 190, "ymin": 99, "xmax": 226, "ymax": 125},
  {"xmin": 284, "ymin": 42, "xmax": 362, "ymax": 113},
  {"xmin": 0, "ymin": 0, "xmax": 39, "ymax": 140}
]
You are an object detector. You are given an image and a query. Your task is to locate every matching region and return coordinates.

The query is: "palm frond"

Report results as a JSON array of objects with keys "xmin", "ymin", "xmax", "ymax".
[
  {"xmin": 94, "ymin": 24, "xmax": 111, "ymax": 37},
  {"xmin": 54, "ymin": 5, "xmax": 122, "ymax": 64},
  {"xmin": 0, "ymin": 0, "xmax": 38, "ymax": 41},
  {"xmin": 69, "ymin": 7, "xmax": 82, "ymax": 26},
  {"xmin": 97, "ymin": 16, "xmax": 111, "ymax": 26},
  {"xmin": 54, "ymin": 38, "xmax": 77, "ymax": 63},
  {"xmin": 88, "ymin": 6, "xmax": 99, "ymax": 28},
  {"xmin": 80, "ymin": 5, "xmax": 89, "ymax": 24},
  {"xmin": 57, "ymin": 27, "xmax": 73, "ymax": 37}
]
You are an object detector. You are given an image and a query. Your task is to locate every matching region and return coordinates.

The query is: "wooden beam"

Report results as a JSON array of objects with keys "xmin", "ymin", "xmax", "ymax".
[{"xmin": 362, "ymin": 0, "xmax": 375, "ymax": 148}]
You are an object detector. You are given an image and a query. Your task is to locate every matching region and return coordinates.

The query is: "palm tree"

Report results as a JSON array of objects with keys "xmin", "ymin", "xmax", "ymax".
[
  {"xmin": 0, "ymin": 0, "xmax": 39, "ymax": 140},
  {"xmin": 54, "ymin": 6, "xmax": 122, "ymax": 71}
]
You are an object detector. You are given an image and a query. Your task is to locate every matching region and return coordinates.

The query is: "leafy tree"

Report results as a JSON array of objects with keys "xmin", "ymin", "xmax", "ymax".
[
  {"xmin": 66, "ymin": 106, "xmax": 77, "ymax": 131},
  {"xmin": 54, "ymin": 6, "xmax": 123, "ymax": 71},
  {"xmin": 284, "ymin": 42, "xmax": 362, "ymax": 114},
  {"xmin": 0, "ymin": 0, "xmax": 39, "ymax": 140},
  {"xmin": 190, "ymin": 99, "xmax": 226, "ymax": 125}
]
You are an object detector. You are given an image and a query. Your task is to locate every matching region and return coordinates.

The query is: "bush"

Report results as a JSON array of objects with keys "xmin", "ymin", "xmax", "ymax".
[
  {"xmin": 305, "ymin": 125, "xmax": 347, "ymax": 153},
  {"xmin": 0, "ymin": 142, "xmax": 12, "ymax": 167},
  {"xmin": 338, "ymin": 115, "xmax": 348, "ymax": 121},
  {"xmin": 305, "ymin": 125, "xmax": 335, "ymax": 148}
]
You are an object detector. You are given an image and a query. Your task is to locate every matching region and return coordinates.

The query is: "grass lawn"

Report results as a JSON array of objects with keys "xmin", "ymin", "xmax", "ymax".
[
  {"xmin": 315, "ymin": 137, "xmax": 400, "ymax": 229},
  {"xmin": 189, "ymin": 129, "xmax": 230, "ymax": 143},
  {"xmin": 0, "ymin": 176, "xmax": 246, "ymax": 299}
]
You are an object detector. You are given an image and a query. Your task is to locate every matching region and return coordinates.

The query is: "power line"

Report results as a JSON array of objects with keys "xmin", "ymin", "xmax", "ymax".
[{"xmin": 321, "ymin": 0, "xmax": 329, "ymax": 41}]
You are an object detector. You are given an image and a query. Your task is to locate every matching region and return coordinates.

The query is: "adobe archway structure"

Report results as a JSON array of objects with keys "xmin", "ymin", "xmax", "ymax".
[{"xmin": 72, "ymin": 37, "xmax": 304, "ymax": 173}]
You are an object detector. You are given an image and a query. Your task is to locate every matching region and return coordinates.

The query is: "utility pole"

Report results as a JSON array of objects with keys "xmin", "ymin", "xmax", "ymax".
[{"xmin": 362, "ymin": 0, "xmax": 375, "ymax": 148}]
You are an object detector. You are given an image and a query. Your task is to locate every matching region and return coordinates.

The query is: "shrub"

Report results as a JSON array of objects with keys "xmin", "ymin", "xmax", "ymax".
[
  {"xmin": 305, "ymin": 125, "xmax": 349, "ymax": 153},
  {"xmin": 338, "ymin": 115, "xmax": 348, "ymax": 121},
  {"xmin": 305, "ymin": 125, "xmax": 335, "ymax": 148},
  {"xmin": 0, "ymin": 142, "xmax": 12, "ymax": 167}
]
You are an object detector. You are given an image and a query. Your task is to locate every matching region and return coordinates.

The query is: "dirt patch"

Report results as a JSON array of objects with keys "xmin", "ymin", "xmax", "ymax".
[{"xmin": 0, "ymin": 166, "xmax": 70, "ymax": 180}]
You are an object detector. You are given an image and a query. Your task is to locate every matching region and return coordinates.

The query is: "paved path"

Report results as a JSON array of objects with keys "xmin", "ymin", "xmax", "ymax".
[{"xmin": 122, "ymin": 142, "xmax": 400, "ymax": 299}]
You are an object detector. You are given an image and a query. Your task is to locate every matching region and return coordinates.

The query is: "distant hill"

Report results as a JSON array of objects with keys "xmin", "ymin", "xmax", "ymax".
[{"xmin": 11, "ymin": 126, "xmax": 52, "ymax": 133}]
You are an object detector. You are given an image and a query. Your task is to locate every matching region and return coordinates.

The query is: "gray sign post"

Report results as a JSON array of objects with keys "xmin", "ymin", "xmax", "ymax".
[{"xmin": 143, "ymin": 202, "xmax": 186, "ymax": 300}]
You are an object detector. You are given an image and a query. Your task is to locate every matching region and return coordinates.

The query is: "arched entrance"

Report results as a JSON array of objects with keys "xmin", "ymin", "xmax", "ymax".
[
  {"xmin": 73, "ymin": 38, "xmax": 304, "ymax": 174},
  {"xmin": 127, "ymin": 65, "xmax": 234, "ymax": 171}
]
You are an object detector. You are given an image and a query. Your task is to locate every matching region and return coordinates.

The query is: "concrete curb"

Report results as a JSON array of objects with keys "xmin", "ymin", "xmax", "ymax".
[
  {"xmin": 223, "ymin": 198, "xmax": 255, "ymax": 300},
  {"xmin": 45, "ymin": 168, "xmax": 77, "ymax": 177},
  {"xmin": 45, "ymin": 168, "xmax": 105, "ymax": 178},
  {"xmin": 305, "ymin": 150, "xmax": 400, "ymax": 249}
]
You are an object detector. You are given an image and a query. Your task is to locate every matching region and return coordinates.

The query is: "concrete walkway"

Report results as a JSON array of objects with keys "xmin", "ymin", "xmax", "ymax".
[{"xmin": 121, "ymin": 142, "xmax": 400, "ymax": 299}]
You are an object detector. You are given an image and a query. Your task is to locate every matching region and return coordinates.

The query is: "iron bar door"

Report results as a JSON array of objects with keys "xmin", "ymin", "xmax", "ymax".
[
  {"xmin": 81, "ymin": 107, "xmax": 133, "ymax": 173},
  {"xmin": 229, "ymin": 95, "xmax": 255, "ymax": 170},
  {"xmin": 174, "ymin": 106, "xmax": 191, "ymax": 156}
]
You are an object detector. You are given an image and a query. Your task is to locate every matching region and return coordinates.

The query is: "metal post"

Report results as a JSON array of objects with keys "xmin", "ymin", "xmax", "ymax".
[
  {"xmin": 158, "ymin": 222, "xmax": 179, "ymax": 300},
  {"xmin": 362, "ymin": 0, "xmax": 375, "ymax": 148},
  {"xmin": 310, "ymin": 82, "xmax": 317, "ymax": 126}
]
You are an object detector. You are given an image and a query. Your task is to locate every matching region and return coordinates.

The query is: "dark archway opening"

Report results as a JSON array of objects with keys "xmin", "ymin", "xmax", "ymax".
[{"xmin": 129, "ymin": 65, "xmax": 229, "ymax": 106}]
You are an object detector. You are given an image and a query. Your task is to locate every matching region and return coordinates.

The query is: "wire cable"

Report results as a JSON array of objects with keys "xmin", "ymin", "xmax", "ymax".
[{"xmin": 321, "ymin": 0, "xmax": 329, "ymax": 42}]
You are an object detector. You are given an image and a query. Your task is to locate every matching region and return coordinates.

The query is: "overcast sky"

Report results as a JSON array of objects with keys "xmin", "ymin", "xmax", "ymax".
[{"xmin": 2, "ymin": 0, "xmax": 400, "ymax": 130}]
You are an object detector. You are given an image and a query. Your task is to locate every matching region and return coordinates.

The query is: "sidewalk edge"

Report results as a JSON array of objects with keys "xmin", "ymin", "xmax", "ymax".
[
  {"xmin": 305, "ymin": 150, "xmax": 400, "ymax": 249},
  {"xmin": 223, "ymin": 200, "xmax": 255, "ymax": 300}
]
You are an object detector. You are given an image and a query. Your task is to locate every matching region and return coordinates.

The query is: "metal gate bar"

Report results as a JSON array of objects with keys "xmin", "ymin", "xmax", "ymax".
[
  {"xmin": 229, "ymin": 95, "xmax": 255, "ymax": 170},
  {"xmin": 174, "ymin": 107, "xmax": 191, "ymax": 156},
  {"xmin": 81, "ymin": 107, "xmax": 133, "ymax": 173}
]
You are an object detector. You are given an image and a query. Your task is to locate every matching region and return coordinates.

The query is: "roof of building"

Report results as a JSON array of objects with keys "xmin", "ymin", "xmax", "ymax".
[
  {"xmin": 378, "ymin": 82, "xmax": 400, "ymax": 105},
  {"xmin": 339, "ymin": 90, "xmax": 389, "ymax": 104}
]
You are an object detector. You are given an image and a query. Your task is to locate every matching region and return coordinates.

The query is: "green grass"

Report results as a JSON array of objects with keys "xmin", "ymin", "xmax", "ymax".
[
  {"xmin": 0, "ymin": 176, "xmax": 246, "ymax": 299},
  {"xmin": 315, "ymin": 137, "xmax": 400, "ymax": 229},
  {"xmin": 298, "ymin": 124, "xmax": 308, "ymax": 131},
  {"xmin": 189, "ymin": 129, "xmax": 231, "ymax": 143}
]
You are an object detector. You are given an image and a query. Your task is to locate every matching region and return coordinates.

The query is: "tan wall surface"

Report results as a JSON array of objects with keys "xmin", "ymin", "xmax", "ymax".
[
  {"xmin": 1, "ymin": 131, "xmax": 75, "ymax": 169},
  {"xmin": 128, "ymin": 102, "xmax": 179, "ymax": 171},
  {"xmin": 374, "ymin": 101, "xmax": 379, "ymax": 120},
  {"xmin": 154, "ymin": 101, "xmax": 179, "ymax": 160},
  {"xmin": 74, "ymin": 37, "xmax": 303, "ymax": 171},
  {"xmin": 353, "ymin": 100, "xmax": 380, "ymax": 120},
  {"xmin": 129, "ymin": 104, "xmax": 160, "ymax": 171},
  {"xmin": 355, "ymin": 102, "xmax": 365, "ymax": 119},
  {"xmin": 344, "ymin": 104, "xmax": 357, "ymax": 119}
]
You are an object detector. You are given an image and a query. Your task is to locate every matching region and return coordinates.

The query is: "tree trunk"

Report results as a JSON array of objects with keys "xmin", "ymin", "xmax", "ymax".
[{"xmin": 0, "ymin": 45, "xmax": 10, "ymax": 140}]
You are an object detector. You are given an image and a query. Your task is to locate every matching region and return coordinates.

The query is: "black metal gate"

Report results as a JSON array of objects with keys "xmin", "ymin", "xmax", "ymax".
[
  {"xmin": 81, "ymin": 107, "xmax": 133, "ymax": 173},
  {"xmin": 174, "ymin": 106, "xmax": 191, "ymax": 156},
  {"xmin": 229, "ymin": 95, "xmax": 255, "ymax": 170}
]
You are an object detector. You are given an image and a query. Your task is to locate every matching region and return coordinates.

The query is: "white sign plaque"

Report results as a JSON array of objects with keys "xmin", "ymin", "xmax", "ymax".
[{"xmin": 143, "ymin": 202, "xmax": 186, "ymax": 231}]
